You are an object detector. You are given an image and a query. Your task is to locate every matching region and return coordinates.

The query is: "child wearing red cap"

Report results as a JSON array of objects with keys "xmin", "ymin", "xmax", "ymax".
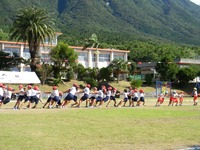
[
  {"xmin": 137, "ymin": 89, "xmax": 145, "ymax": 106},
  {"xmin": 13, "ymin": 84, "xmax": 25, "ymax": 110},
  {"xmin": 20, "ymin": 85, "xmax": 33, "ymax": 109},
  {"xmin": 106, "ymin": 87, "xmax": 117, "ymax": 107},
  {"xmin": 155, "ymin": 91, "xmax": 166, "ymax": 107},
  {"xmin": 76, "ymin": 84, "xmax": 90, "ymax": 108},
  {"xmin": 61, "ymin": 83, "xmax": 78, "ymax": 108},
  {"xmin": 88, "ymin": 87, "xmax": 98, "ymax": 107},
  {"xmin": 131, "ymin": 89, "xmax": 139, "ymax": 107},
  {"xmin": 117, "ymin": 89, "xmax": 129, "ymax": 107},
  {"xmin": 99, "ymin": 86, "xmax": 112, "ymax": 107},
  {"xmin": 178, "ymin": 91, "xmax": 184, "ymax": 106},
  {"xmin": 47, "ymin": 86, "xmax": 61, "ymax": 108},
  {"xmin": 0, "ymin": 86, "xmax": 13, "ymax": 108}
]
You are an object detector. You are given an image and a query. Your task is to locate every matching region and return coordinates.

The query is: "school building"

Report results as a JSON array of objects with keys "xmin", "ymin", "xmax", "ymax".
[{"xmin": 0, "ymin": 33, "xmax": 129, "ymax": 71}]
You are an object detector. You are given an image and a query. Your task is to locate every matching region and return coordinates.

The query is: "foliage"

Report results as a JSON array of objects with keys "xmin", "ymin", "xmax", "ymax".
[
  {"xmin": 0, "ymin": 1, "xmax": 200, "ymax": 46},
  {"xmin": 130, "ymin": 79, "xmax": 143, "ymax": 89},
  {"xmin": 53, "ymin": 78, "xmax": 62, "ymax": 86},
  {"xmin": 0, "ymin": 51, "xmax": 24, "ymax": 71},
  {"xmin": 65, "ymin": 68, "xmax": 74, "ymax": 82},
  {"xmin": 177, "ymin": 67, "xmax": 196, "ymax": 85},
  {"xmin": 82, "ymin": 33, "xmax": 99, "ymax": 50},
  {"xmin": 83, "ymin": 77, "xmax": 98, "ymax": 88},
  {"xmin": 0, "ymin": 29, "xmax": 8, "ymax": 40},
  {"xmin": 155, "ymin": 56, "xmax": 179, "ymax": 81},
  {"xmin": 108, "ymin": 59, "xmax": 128, "ymax": 83},
  {"xmin": 73, "ymin": 64, "xmax": 86, "ymax": 81},
  {"xmin": 127, "ymin": 61, "xmax": 137, "ymax": 75},
  {"xmin": 98, "ymin": 67, "xmax": 112, "ymax": 82},
  {"xmin": 145, "ymin": 74, "xmax": 154, "ymax": 86},
  {"xmin": 36, "ymin": 63, "xmax": 53, "ymax": 85},
  {"xmin": 10, "ymin": 7, "xmax": 55, "ymax": 71},
  {"xmin": 50, "ymin": 42, "xmax": 78, "ymax": 79}
]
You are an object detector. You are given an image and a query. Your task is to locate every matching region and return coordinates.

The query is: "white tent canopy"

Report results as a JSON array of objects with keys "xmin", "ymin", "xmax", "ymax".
[{"xmin": 0, "ymin": 71, "xmax": 41, "ymax": 84}]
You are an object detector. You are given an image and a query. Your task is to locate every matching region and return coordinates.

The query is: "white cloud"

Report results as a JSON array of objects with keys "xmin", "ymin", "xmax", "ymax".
[{"xmin": 190, "ymin": 0, "xmax": 200, "ymax": 5}]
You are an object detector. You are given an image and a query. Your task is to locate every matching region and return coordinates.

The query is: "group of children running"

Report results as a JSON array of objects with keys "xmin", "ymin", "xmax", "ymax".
[
  {"xmin": 155, "ymin": 87, "xmax": 198, "ymax": 107},
  {"xmin": 0, "ymin": 83, "xmax": 198, "ymax": 109}
]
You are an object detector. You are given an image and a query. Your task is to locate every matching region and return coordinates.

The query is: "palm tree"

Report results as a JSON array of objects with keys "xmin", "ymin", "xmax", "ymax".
[
  {"xmin": 82, "ymin": 33, "xmax": 99, "ymax": 51},
  {"xmin": 108, "ymin": 59, "xmax": 128, "ymax": 83},
  {"xmin": 10, "ymin": 7, "xmax": 55, "ymax": 72}
]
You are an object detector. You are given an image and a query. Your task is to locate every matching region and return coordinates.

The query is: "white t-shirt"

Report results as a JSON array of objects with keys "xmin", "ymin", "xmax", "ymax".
[
  {"xmin": 0, "ymin": 87, "xmax": 3, "ymax": 96},
  {"xmin": 98, "ymin": 90, "xmax": 103, "ymax": 97},
  {"xmin": 5, "ymin": 90, "xmax": 12, "ymax": 98},
  {"xmin": 26, "ymin": 89, "xmax": 32, "ymax": 96},
  {"xmin": 107, "ymin": 90, "xmax": 111, "ymax": 97},
  {"xmin": 51, "ymin": 89, "xmax": 59, "ymax": 97},
  {"xmin": 84, "ymin": 87, "xmax": 90, "ymax": 95},
  {"xmin": 69, "ymin": 86, "xmax": 76, "ymax": 95}
]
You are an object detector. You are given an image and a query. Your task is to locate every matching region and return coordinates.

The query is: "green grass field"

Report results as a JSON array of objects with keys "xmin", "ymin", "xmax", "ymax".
[{"xmin": 0, "ymin": 98, "xmax": 200, "ymax": 150}]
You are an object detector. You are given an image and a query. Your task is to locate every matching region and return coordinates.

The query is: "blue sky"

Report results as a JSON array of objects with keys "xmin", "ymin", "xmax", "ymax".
[{"xmin": 190, "ymin": 0, "xmax": 200, "ymax": 5}]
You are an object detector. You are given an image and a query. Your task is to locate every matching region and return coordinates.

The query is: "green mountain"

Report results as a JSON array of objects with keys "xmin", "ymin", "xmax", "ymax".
[{"xmin": 0, "ymin": 0, "xmax": 200, "ymax": 46}]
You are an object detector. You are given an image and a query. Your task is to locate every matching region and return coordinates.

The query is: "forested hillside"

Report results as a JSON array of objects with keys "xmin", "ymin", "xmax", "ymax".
[{"xmin": 0, "ymin": 0, "xmax": 200, "ymax": 46}]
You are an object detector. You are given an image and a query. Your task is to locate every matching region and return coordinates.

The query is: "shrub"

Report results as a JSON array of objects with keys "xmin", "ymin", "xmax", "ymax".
[
  {"xmin": 83, "ymin": 77, "xmax": 98, "ymax": 88},
  {"xmin": 130, "ymin": 79, "xmax": 143, "ymax": 88}
]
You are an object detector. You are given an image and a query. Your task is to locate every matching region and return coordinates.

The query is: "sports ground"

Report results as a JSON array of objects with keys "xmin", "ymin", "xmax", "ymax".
[{"xmin": 0, "ymin": 98, "xmax": 199, "ymax": 150}]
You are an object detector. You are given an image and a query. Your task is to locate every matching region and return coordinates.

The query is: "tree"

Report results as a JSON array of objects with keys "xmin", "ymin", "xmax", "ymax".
[
  {"xmin": 36, "ymin": 63, "xmax": 53, "ymax": 85},
  {"xmin": 155, "ymin": 56, "xmax": 179, "ymax": 81},
  {"xmin": 49, "ymin": 42, "xmax": 78, "ymax": 79},
  {"xmin": 177, "ymin": 67, "xmax": 196, "ymax": 85},
  {"xmin": 10, "ymin": 7, "xmax": 55, "ymax": 72},
  {"xmin": 108, "ymin": 58, "xmax": 128, "ymax": 83},
  {"xmin": 82, "ymin": 33, "xmax": 99, "ymax": 50},
  {"xmin": 0, "ymin": 29, "xmax": 8, "ymax": 40},
  {"xmin": 98, "ymin": 67, "xmax": 112, "ymax": 82},
  {"xmin": 0, "ymin": 51, "xmax": 24, "ymax": 71}
]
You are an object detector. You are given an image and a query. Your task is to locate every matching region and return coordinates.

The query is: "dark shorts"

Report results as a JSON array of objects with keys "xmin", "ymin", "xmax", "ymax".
[
  {"xmin": 110, "ymin": 96, "xmax": 116, "ymax": 101},
  {"xmin": 64, "ymin": 93, "xmax": 74, "ymax": 101},
  {"xmin": 31, "ymin": 96, "xmax": 39, "ymax": 104},
  {"xmin": 139, "ymin": 97, "xmax": 145, "ymax": 102},
  {"xmin": 53, "ymin": 96, "xmax": 60, "ymax": 102},
  {"xmin": 17, "ymin": 95, "xmax": 25, "ymax": 101},
  {"xmin": 128, "ymin": 95, "xmax": 131, "ymax": 100},
  {"xmin": 80, "ymin": 94, "xmax": 89, "ymax": 101},
  {"xmin": 3, "ymin": 98, "xmax": 10, "ymax": 105},
  {"xmin": 73, "ymin": 95, "xmax": 78, "ymax": 102},
  {"xmin": 47, "ymin": 97, "xmax": 53, "ymax": 103},
  {"xmin": 25, "ymin": 96, "xmax": 31, "ymax": 102},
  {"xmin": 89, "ymin": 96, "xmax": 96, "ymax": 100},
  {"xmin": 57, "ymin": 99, "xmax": 62, "ymax": 105},
  {"xmin": 103, "ymin": 96, "xmax": 109, "ymax": 102},
  {"xmin": 132, "ymin": 97, "xmax": 138, "ymax": 102},
  {"xmin": 96, "ymin": 96, "xmax": 102, "ymax": 102},
  {"xmin": 0, "ymin": 95, "xmax": 3, "ymax": 101},
  {"xmin": 123, "ymin": 98, "xmax": 128, "ymax": 102}
]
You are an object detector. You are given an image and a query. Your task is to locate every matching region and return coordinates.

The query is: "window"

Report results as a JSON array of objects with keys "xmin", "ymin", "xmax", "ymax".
[
  {"xmin": 4, "ymin": 48, "xmax": 20, "ymax": 57},
  {"xmin": 114, "ymin": 52, "xmax": 124, "ymax": 59},
  {"xmin": 92, "ymin": 54, "xmax": 96, "ymax": 61},
  {"xmin": 99, "ymin": 54, "xmax": 110, "ymax": 62},
  {"xmin": 23, "ymin": 48, "xmax": 30, "ymax": 59},
  {"xmin": 78, "ymin": 52, "xmax": 88, "ymax": 61}
]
